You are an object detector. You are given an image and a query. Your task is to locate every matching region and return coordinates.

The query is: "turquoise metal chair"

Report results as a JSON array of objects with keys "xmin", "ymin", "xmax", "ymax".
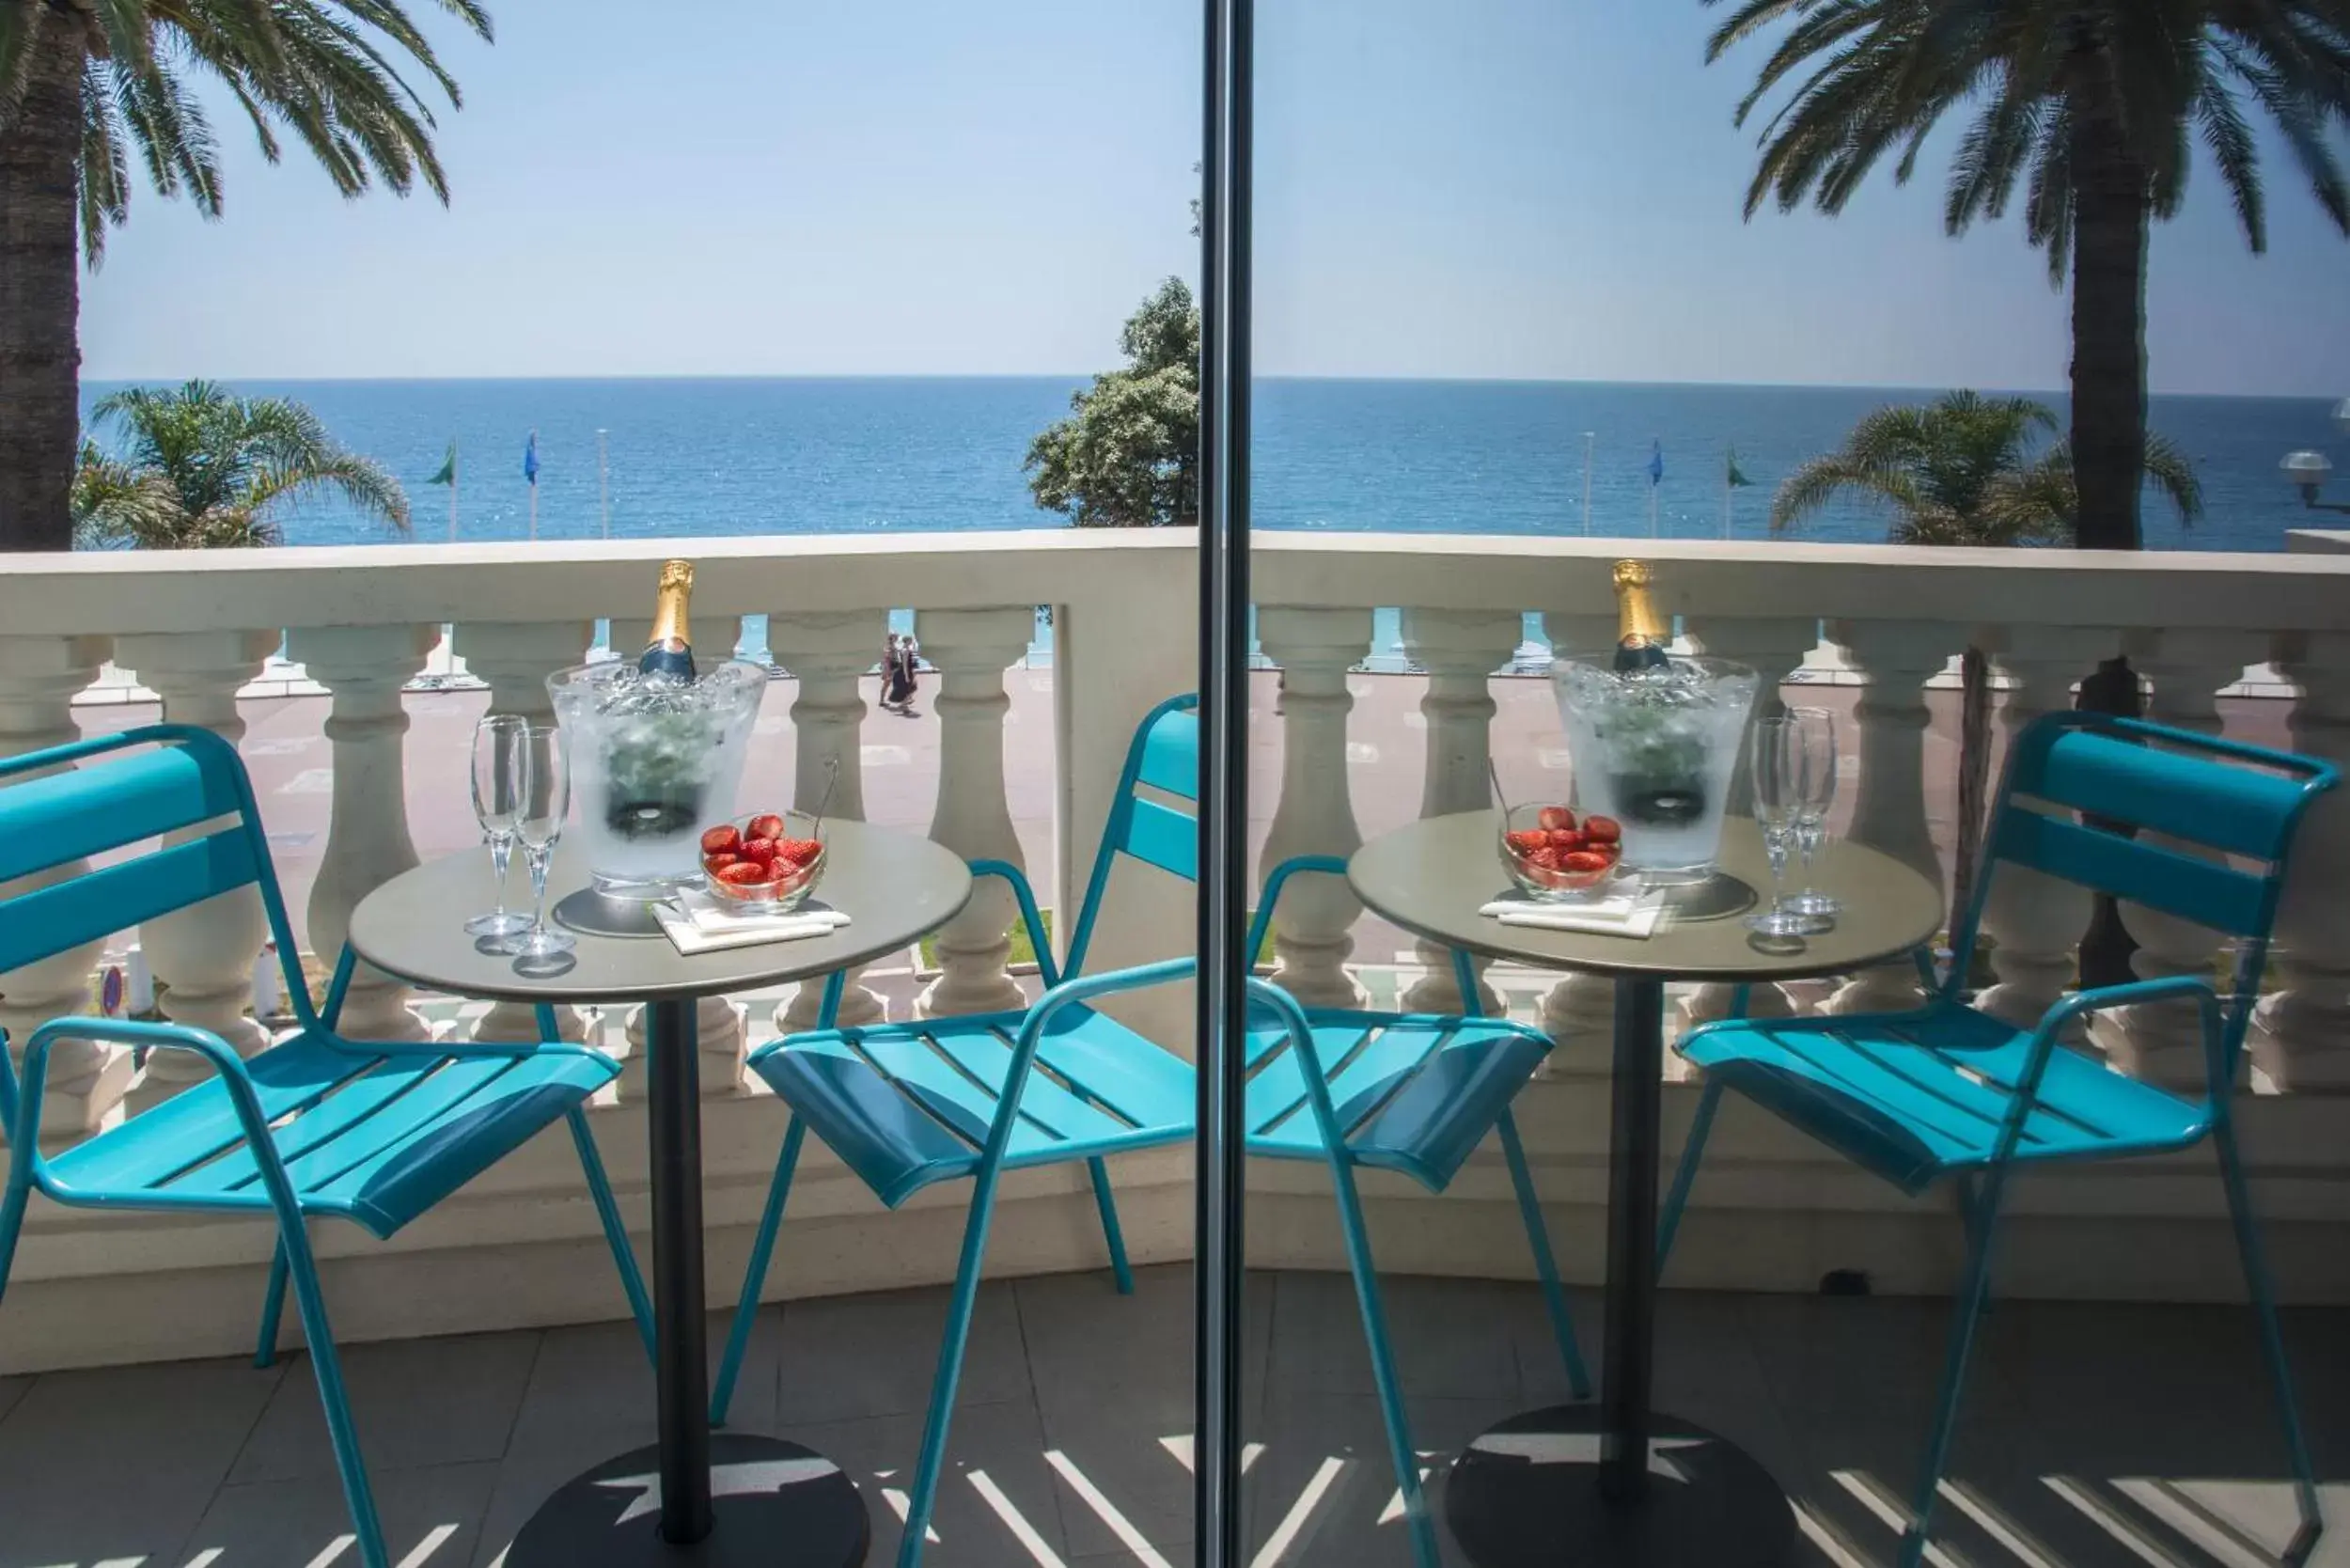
[
  {"xmin": 712, "ymin": 693, "xmax": 1589, "ymax": 1568},
  {"xmin": 0, "ymin": 725, "xmax": 654, "ymax": 1568},
  {"xmin": 1657, "ymin": 711, "xmax": 2338, "ymax": 1568}
]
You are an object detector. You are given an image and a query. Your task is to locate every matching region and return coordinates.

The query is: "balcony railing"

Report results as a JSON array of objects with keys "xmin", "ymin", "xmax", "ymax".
[{"xmin": 4, "ymin": 529, "xmax": 2350, "ymax": 1372}]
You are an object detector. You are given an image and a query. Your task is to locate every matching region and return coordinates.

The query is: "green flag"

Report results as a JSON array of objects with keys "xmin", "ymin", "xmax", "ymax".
[
  {"xmin": 1726, "ymin": 447, "xmax": 1753, "ymax": 489},
  {"xmin": 427, "ymin": 441, "xmax": 458, "ymax": 487}
]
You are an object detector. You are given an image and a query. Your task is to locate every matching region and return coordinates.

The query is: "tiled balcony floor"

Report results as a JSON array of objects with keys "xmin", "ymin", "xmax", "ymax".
[{"xmin": 3, "ymin": 1265, "xmax": 2346, "ymax": 1567}]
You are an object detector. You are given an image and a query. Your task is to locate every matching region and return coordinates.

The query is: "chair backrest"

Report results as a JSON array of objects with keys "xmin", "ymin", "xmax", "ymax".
[
  {"xmin": 1949, "ymin": 712, "xmax": 2337, "ymax": 1069},
  {"xmin": 0, "ymin": 725, "xmax": 314, "ymax": 1031},
  {"xmin": 1060, "ymin": 694, "xmax": 1199, "ymax": 980}
]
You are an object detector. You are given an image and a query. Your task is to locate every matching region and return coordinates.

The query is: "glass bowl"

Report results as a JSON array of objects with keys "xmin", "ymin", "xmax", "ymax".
[
  {"xmin": 700, "ymin": 811, "xmax": 827, "ymax": 913},
  {"xmin": 1497, "ymin": 802, "xmax": 1624, "ymax": 902}
]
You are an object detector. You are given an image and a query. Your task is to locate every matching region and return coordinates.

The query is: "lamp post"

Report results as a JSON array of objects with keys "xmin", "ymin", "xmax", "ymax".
[{"xmin": 2281, "ymin": 398, "xmax": 2350, "ymax": 516}]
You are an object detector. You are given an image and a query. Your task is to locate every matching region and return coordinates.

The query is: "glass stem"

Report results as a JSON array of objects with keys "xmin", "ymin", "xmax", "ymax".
[
  {"xmin": 1766, "ymin": 825, "xmax": 1792, "ymax": 905},
  {"xmin": 489, "ymin": 833, "xmax": 513, "ymax": 917},
  {"xmin": 526, "ymin": 846, "xmax": 551, "ymax": 933}
]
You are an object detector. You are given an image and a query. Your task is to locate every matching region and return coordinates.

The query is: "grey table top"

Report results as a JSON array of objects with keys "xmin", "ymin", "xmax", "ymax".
[
  {"xmin": 1349, "ymin": 811, "xmax": 1942, "ymax": 984},
  {"xmin": 348, "ymin": 818, "xmax": 973, "ymax": 1006}
]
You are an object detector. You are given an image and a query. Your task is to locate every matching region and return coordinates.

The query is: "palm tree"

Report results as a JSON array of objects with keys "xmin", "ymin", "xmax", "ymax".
[
  {"xmin": 1773, "ymin": 390, "xmax": 2200, "ymax": 944},
  {"xmin": 0, "ymin": 0, "xmax": 491, "ymax": 551},
  {"xmin": 1707, "ymin": 1, "xmax": 2350, "ymax": 551},
  {"xmin": 72, "ymin": 380, "xmax": 409, "ymax": 548}
]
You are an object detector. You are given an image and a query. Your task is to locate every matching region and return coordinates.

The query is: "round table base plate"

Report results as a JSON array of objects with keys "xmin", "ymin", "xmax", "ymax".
[
  {"xmin": 504, "ymin": 1433, "xmax": 870, "ymax": 1566},
  {"xmin": 1444, "ymin": 1406, "xmax": 1794, "ymax": 1568}
]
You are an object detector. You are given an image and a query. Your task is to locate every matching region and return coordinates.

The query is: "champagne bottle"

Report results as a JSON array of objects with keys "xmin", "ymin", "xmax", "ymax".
[
  {"xmin": 1610, "ymin": 558, "xmax": 1671, "ymax": 672},
  {"xmin": 637, "ymin": 558, "xmax": 697, "ymax": 682}
]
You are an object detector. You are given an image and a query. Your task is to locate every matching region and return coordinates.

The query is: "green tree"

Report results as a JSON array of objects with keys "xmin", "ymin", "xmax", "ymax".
[
  {"xmin": 1708, "ymin": 0, "xmax": 2350, "ymax": 552},
  {"xmin": 1026, "ymin": 277, "xmax": 1199, "ymax": 528},
  {"xmin": 1772, "ymin": 391, "xmax": 2200, "ymax": 939},
  {"xmin": 72, "ymin": 380, "xmax": 410, "ymax": 548},
  {"xmin": 0, "ymin": 0, "xmax": 491, "ymax": 551}
]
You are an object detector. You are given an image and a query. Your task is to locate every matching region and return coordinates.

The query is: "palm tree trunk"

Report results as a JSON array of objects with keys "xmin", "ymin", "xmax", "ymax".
[
  {"xmin": 1950, "ymin": 646, "xmax": 1992, "ymax": 963},
  {"xmin": 2065, "ymin": 72, "xmax": 2149, "ymax": 553},
  {"xmin": 0, "ymin": 10, "xmax": 86, "ymax": 553}
]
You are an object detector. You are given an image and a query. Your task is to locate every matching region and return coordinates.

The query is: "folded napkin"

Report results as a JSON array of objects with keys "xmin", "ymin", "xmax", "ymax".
[
  {"xmin": 654, "ymin": 888, "xmax": 852, "ymax": 956},
  {"xmin": 1478, "ymin": 888, "xmax": 1668, "ymax": 938}
]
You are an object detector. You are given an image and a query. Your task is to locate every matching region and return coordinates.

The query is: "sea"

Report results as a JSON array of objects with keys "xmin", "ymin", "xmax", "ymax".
[{"xmin": 78, "ymin": 376, "xmax": 2348, "ymax": 667}]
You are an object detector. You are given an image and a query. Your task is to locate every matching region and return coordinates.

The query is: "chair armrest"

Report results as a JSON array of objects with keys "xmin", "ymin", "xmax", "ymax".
[
  {"xmin": 984, "ymin": 959, "xmax": 1198, "ymax": 1153},
  {"xmin": 4, "ymin": 1017, "xmax": 280, "ymax": 1193},
  {"xmin": 1246, "ymin": 855, "xmax": 1351, "ymax": 980},
  {"xmin": 1991, "ymin": 977, "xmax": 2225, "ymax": 1160},
  {"xmin": 967, "ymin": 859, "xmax": 1059, "ymax": 989}
]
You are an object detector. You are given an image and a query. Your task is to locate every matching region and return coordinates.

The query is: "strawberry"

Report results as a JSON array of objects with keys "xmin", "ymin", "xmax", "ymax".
[
  {"xmin": 1525, "ymin": 846, "xmax": 1566, "ymax": 871},
  {"xmin": 701, "ymin": 824, "xmax": 742, "ymax": 856},
  {"xmin": 715, "ymin": 861, "xmax": 771, "ymax": 887},
  {"xmin": 1504, "ymin": 830, "xmax": 1549, "ymax": 857},
  {"xmin": 739, "ymin": 837, "xmax": 779, "ymax": 868},
  {"xmin": 1582, "ymin": 815, "xmax": 1622, "ymax": 845},
  {"xmin": 704, "ymin": 853, "xmax": 741, "ymax": 873},
  {"xmin": 1548, "ymin": 829, "xmax": 1584, "ymax": 851},
  {"xmin": 1537, "ymin": 806, "xmax": 1576, "ymax": 833},
  {"xmin": 777, "ymin": 838, "xmax": 823, "ymax": 867},
  {"xmin": 1562, "ymin": 850, "xmax": 1611, "ymax": 874},
  {"xmin": 746, "ymin": 813, "xmax": 787, "ymax": 844}
]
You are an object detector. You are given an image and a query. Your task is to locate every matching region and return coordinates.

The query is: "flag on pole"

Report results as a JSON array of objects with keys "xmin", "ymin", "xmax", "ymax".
[
  {"xmin": 523, "ymin": 431, "xmax": 540, "ymax": 486},
  {"xmin": 1647, "ymin": 439, "xmax": 1665, "ymax": 487},
  {"xmin": 1726, "ymin": 447, "xmax": 1753, "ymax": 489},
  {"xmin": 427, "ymin": 441, "xmax": 458, "ymax": 488}
]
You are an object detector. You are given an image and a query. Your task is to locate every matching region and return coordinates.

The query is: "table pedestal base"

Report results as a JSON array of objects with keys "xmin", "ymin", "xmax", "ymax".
[
  {"xmin": 1444, "ymin": 1405, "xmax": 1794, "ymax": 1568},
  {"xmin": 505, "ymin": 1433, "xmax": 870, "ymax": 1566}
]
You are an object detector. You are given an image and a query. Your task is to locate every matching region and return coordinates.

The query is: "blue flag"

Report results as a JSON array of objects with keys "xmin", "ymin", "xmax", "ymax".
[
  {"xmin": 523, "ymin": 431, "xmax": 540, "ymax": 486},
  {"xmin": 1647, "ymin": 439, "xmax": 1664, "ymax": 487}
]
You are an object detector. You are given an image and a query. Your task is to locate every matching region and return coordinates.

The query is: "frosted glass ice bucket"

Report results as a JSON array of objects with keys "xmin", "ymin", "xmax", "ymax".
[
  {"xmin": 547, "ymin": 659, "xmax": 767, "ymax": 895},
  {"xmin": 1552, "ymin": 654, "xmax": 1759, "ymax": 885}
]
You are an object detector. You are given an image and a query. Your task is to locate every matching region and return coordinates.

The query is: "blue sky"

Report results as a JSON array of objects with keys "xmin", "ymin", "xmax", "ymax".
[{"xmin": 78, "ymin": 0, "xmax": 2350, "ymax": 394}]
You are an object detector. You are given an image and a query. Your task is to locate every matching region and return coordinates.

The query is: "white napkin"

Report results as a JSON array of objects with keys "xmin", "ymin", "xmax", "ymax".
[
  {"xmin": 654, "ymin": 888, "xmax": 852, "ymax": 956},
  {"xmin": 1478, "ymin": 888, "xmax": 1668, "ymax": 938}
]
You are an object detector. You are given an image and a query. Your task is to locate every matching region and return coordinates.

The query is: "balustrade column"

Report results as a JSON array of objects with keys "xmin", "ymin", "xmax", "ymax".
[
  {"xmin": 452, "ymin": 621, "xmax": 597, "ymax": 1044},
  {"xmin": 0, "ymin": 635, "xmax": 132, "ymax": 1137},
  {"xmin": 2255, "ymin": 634, "xmax": 2350, "ymax": 1090},
  {"xmin": 1535, "ymin": 612, "xmax": 1616, "ymax": 1064},
  {"xmin": 1971, "ymin": 627, "xmax": 2120, "ymax": 1027},
  {"xmin": 288, "ymin": 626, "xmax": 434, "ymax": 1042},
  {"xmin": 1825, "ymin": 619, "xmax": 1959, "ymax": 1015},
  {"xmin": 117, "ymin": 631, "xmax": 277, "ymax": 1108},
  {"xmin": 915, "ymin": 610, "xmax": 1032, "ymax": 1018},
  {"xmin": 1258, "ymin": 608, "xmax": 1371, "ymax": 1011},
  {"xmin": 1397, "ymin": 610, "xmax": 1517, "ymax": 1015},
  {"xmin": 772, "ymin": 611, "xmax": 889, "ymax": 1031},
  {"xmin": 1683, "ymin": 616, "xmax": 1822, "ymax": 1029},
  {"xmin": 2098, "ymin": 631, "xmax": 2260, "ymax": 1088}
]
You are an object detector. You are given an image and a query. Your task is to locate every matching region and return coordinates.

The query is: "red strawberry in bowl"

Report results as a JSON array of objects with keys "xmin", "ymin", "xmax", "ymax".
[
  {"xmin": 1537, "ymin": 806, "xmax": 1577, "ymax": 833},
  {"xmin": 1500, "ymin": 803, "xmax": 1620, "ymax": 898},
  {"xmin": 739, "ymin": 837, "xmax": 779, "ymax": 868},
  {"xmin": 702, "ymin": 824, "xmax": 743, "ymax": 857},
  {"xmin": 746, "ymin": 813, "xmax": 787, "ymax": 845}
]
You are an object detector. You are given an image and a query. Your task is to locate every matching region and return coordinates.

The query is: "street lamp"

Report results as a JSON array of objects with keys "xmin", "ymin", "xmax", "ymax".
[{"xmin": 2282, "ymin": 398, "xmax": 2350, "ymax": 514}]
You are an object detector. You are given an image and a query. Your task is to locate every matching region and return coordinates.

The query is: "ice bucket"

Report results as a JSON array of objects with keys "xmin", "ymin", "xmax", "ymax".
[
  {"xmin": 547, "ymin": 659, "xmax": 767, "ymax": 895},
  {"xmin": 1552, "ymin": 653, "xmax": 1759, "ymax": 885}
]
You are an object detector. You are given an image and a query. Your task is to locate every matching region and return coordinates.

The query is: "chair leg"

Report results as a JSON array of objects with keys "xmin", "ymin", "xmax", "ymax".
[
  {"xmin": 1496, "ymin": 1108, "xmax": 1590, "ymax": 1400},
  {"xmin": 713, "ymin": 1115, "xmax": 805, "ymax": 1429},
  {"xmin": 1086, "ymin": 1155, "xmax": 1135, "ymax": 1294},
  {"xmin": 566, "ymin": 1108, "xmax": 655, "ymax": 1367},
  {"xmin": 278, "ymin": 1216, "xmax": 391, "ymax": 1568},
  {"xmin": 1899, "ymin": 1175, "xmax": 2006, "ymax": 1568},
  {"xmin": 2215, "ymin": 1115, "xmax": 2325, "ymax": 1567},
  {"xmin": 0, "ymin": 1174, "xmax": 28, "ymax": 1310},
  {"xmin": 901, "ymin": 1163, "xmax": 1012, "ymax": 1568},
  {"xmin": 1325, "ymin": 1149, "xmax": 1442, "ymax": 1568},
  {"xmin": 255, "ymin": 1240, "xmax": 290, "ymax": 1369},
  {"xmin": 1656, "ymin": 1078, "xmax": 1721, "ymax": 1278}
]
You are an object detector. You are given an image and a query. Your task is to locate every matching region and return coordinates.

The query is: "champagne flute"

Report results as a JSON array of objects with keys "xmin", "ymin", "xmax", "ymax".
[
  {"xmin": 503, "ymin": 723, "xmax": 576, "ymax": 964},
  {"xmin": 1745, "ymin": 716, "xmax": 1823, "ymax": 939},
  {"xmin": 464, "ymin": 715, "xmax": 531, "ymax": 937},
  {"xmin": 1781, "ymin": 706, "xmax": 1843, "ymax": 924}
]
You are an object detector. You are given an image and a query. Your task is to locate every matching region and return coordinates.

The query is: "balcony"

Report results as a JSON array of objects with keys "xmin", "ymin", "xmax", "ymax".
[{"xmin": 0, "ymin": 529, "xmax": 2348, "ymax": 1561}]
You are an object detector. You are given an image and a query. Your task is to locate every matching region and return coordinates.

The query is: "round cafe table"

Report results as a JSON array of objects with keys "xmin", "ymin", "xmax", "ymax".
[
  {"xmin": 1348, "ymin": 812, "xmax": 1941, "ymax": 1568},
  {"xmin": 349, "ymin": 821, "xmax": 973, "ymax": 1567}
]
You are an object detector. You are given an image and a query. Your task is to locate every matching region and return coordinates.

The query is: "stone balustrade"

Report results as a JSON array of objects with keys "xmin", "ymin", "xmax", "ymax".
[{"xmin": 7, "ymin": 530, "xmax": 2350, "ymax": 1370}]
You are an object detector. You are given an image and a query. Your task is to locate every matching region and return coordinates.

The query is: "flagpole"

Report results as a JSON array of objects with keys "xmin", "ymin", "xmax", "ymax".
[
  {"xmin": 597, "ymin": 429, "xmax": 611, "ymax": 539},
  {"xmin": 1581, "ymin": 431, "xmax": 1594, "ymax": 535}
]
